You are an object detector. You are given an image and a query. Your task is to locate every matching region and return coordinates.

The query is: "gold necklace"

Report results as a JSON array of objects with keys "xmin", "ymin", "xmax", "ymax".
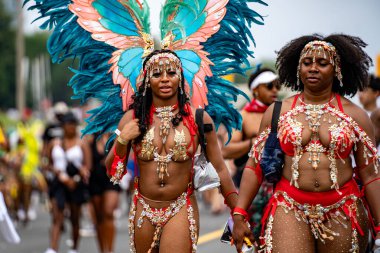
[{"xmin": 153, "ymin": 104, "xmax": 177, "ymax": 144}]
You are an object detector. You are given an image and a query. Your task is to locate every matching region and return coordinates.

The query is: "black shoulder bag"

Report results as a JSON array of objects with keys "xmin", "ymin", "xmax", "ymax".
[{"xmin": 260, "ymin": 101, "xmax": 284, "ymax": 184}]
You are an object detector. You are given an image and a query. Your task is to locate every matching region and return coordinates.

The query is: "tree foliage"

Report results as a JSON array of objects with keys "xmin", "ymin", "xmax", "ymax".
[{"xmin": 0, "ymin": 0, "xmax": 16, "ymax": 109}]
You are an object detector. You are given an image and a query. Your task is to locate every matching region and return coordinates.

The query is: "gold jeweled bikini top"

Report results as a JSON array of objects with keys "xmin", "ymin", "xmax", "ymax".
[{"xmin": 134, "ymin": 124, "xmax": 192, "ymax": 187}]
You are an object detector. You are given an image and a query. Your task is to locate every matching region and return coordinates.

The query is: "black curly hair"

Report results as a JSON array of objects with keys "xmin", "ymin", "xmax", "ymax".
[
  {"xmin": 276, "ymin": 34, "xmax": 372, "ymax": 97},
  {"xmin": 130, "ymin": 49, "xmax": 189, "ymax": 143}
]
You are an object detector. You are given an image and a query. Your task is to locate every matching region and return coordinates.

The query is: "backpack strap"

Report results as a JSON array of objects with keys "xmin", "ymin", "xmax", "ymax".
[
  {"xmin": 196, "ymin": 109, "xmax": 206, "ymax": 152},
  {"xmin": 271, "ymin": 101, "xmax": 282, "ymax": 133}
]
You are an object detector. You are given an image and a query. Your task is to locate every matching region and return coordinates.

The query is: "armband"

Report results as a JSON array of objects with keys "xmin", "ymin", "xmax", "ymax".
[{"xmin": 245, "ymin": 165, "xmax": 263, "ymax": 184}]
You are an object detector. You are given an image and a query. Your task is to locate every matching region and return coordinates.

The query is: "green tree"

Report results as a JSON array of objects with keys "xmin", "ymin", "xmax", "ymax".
[{"xmin": 0, "ymin": 0, "xmax": 16, "ymax": 109}]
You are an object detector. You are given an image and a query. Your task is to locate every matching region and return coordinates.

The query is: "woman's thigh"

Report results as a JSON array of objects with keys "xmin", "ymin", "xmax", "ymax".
[
  {"xmin": 133, "ymin": 201, "xmax": 159, "ymax": 253},
  {"xmin": 316, "ymin": 200, "xmax": 369, "ymax": 253},
  {"xmin": 159, "ymin": 196, "xmax": 199, "ymax": 253},
  {"xmin": 269, "ymin": 207, "xmax": 315, "ymax": 253}
]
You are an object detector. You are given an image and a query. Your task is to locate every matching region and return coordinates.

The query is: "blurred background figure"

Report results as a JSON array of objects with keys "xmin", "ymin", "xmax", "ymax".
[
  {"xmin": 86, "ymin": 133, "xmax": 120, "ymax": 253},
  {"xmin": 370, "ymin": 108, "xmax": 380, "ymax": 152},
  {"xmin": 222, "ymin": 67, "xmax": 280, "ymax": 187},
  {"xmin": 41, "ymin": 102, "xmax": 69, "ymax": 210},
  {"xmin": 359, "ymin": 74, "xmax": 380, "ymax": 115},
  {"xmin": 15, "ymin": 109, "xmax": 45, "ymax": 226},
  {"xmin": 44, "ymin": 112, "xmax": 91, "ymax": 253}
]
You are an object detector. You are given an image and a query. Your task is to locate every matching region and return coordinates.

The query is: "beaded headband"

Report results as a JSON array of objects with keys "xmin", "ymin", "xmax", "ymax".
[
  {"xmin": 142, "ymin": 52, "xmax": 183, "ymax": 96},
  {"xmin": 297, "ymin": 40, "xmax": 343, "ymax": 87}
]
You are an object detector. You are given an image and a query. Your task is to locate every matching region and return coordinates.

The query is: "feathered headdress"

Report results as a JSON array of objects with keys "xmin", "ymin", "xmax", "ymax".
[{"xmin": 25, "ymin": 0, "xmax": 267, "ymax": 141}]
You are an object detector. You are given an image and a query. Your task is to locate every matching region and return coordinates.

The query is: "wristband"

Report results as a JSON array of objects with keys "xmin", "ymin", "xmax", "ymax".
[
  {"xmin": 375, "ymin": 225, "xmax": 380, "ymax": 234},
  {"xmin": 232, "ymin": 207, "xmax": 249, "ymax": 221}
]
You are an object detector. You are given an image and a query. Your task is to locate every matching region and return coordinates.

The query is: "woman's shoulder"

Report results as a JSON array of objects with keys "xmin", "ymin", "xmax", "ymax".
[{"xmin": 339, "ymin": 96, "xmax": 372, "ymax": 131}]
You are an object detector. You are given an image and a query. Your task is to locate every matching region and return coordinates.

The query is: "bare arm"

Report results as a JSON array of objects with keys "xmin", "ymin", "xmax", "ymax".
[
  {"xmin": 221, "ymin": 129, "xmax": 253, "ymax": 159},
  {"xmin": 232, "ymin": 103, "xmax": 275, "ymax": 252},
  {"xmin": 352, "ymin": 107, "xmax": 380, "ymax": 242},
  {"xmin": 105, "ymin": 110, "xmax": 140, "ymax": 175},
  {"xmin": 203, "ymin": 111, "xmax": 238, "ymax": 210}
]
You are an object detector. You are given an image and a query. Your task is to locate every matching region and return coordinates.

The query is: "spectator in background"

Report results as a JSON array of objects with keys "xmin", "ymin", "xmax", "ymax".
[
  {"xmin": 371, "ymin": 108, "xmax": 380, "ymax": 151},
  {"xmin": 359, "ymin": 74, "xmax": 380, "ymax": 115},
  {"xmin": 45, "ymin": 112, "xmax": 91, "ymax": 253},
  {"xmin": 221, "ymin": 68, "xmax": 280, "ymax": 187}
]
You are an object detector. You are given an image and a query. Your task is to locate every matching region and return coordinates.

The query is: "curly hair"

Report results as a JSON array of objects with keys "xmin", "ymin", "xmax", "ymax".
[
  {"xmin": 276, "ymin": 34, "xmax": 372, "ymax": 97},
  {"xmin": 130, "ymin": 49, "xmax": 189, "ymax": 143}
]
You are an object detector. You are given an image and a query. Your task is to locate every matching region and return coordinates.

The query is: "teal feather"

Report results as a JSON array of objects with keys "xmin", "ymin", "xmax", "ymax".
[
  {"xmin": 124, "ymin": 0, "xmax": 151, "ymax": 33},
  {"xmin": 24, "ymin": 0, "xmax": 134, "ymax": 141},
  {"xmin": 118, "ymin": 48, "xmax": 144, "ymax": 91},
  {"xmin": 94, "ymin": 0, "xmax": 139, "ymax": 35},
  {"xmin": 175, "ymin": 50, "xmax": 201, "ymax": 90},
  {"xmin": 201, "ymin": 0, "xmax": 267, "ymax": 142}
]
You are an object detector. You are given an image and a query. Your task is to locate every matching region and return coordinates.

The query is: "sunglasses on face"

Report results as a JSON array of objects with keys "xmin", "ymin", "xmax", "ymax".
[{"xmin": 263, "ymin": 82, "xmax": 281, "ymax": 90}]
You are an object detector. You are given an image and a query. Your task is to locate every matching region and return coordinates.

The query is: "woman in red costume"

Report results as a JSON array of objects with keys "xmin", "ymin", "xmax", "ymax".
[
  {"xmin": 106, "ymin": 50, "xmax": 238, "ymax": 253},
  {"xmin": 232, "ymin": 34, "xmax": 380, "ymax": 253}
]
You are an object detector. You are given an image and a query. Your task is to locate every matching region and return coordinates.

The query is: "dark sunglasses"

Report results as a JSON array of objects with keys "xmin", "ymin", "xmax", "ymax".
[{"xmin": 264, "ymin": 82, "xmax": 281, "ymax": 90}]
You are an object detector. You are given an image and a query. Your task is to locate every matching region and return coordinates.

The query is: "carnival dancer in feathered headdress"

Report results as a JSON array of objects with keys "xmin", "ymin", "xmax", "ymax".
[{"xmin": 26, "ymin": 0, "xmax": 267, "ymax": 252}]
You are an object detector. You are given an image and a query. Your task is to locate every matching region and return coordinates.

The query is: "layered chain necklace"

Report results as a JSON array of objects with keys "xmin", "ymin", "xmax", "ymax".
[
  {"xmin": 152, "ymin": 104, "xmax": 178, "ymax": 186},
  {"xmin": 299, "ymin": 94, "xmax": 335, "ymax": 170},
  {"xmin": 153, "ymin": 104, "xmax": 178, "ymax": 144}
]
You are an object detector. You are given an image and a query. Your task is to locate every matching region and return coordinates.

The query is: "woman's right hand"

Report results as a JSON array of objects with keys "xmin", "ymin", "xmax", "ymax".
[
  {"xmin": 232, "ymin": 215, "xmax": 256, "ymax": 253},
  {"xmin": 120, "ymin": 118, "xmax": 140, "ymax": 142}
]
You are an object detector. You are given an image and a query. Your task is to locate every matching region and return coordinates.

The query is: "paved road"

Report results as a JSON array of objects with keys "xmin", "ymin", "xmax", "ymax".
[{"xmin": 0, "ymin": 193, "xmax": 237, "ymax": 253}]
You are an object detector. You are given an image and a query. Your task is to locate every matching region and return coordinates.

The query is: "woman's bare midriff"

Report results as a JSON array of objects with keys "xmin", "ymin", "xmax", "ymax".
[
  {"xmin": 137, "ymin": 159, "xmax": 193, "ymax": 203},
  {"xmin": 282, "ymin": 154, "xmax": 354, "ymax": 192}
]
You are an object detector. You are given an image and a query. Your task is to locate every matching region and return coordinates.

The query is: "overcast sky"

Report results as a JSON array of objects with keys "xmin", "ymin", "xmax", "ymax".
[{"xmin": 24, "ymin": 0, "xmax": 380, "ymax": 70}]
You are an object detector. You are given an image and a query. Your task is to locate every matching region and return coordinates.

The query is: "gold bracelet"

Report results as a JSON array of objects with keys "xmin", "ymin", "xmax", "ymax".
[{"xmin": 117, "ymin": 136, "xmax": 129, "ymax": 146}]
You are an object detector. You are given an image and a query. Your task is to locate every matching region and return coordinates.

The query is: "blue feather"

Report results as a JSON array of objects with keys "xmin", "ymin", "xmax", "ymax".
[
  {"xmin": 201, "ymin": 0, "xmax": 267, "ymax": 142},
  {"xmin": 118, "ymin": 48, "xmax": 144, "ymax": 91},
  {"xmin": 94, "ymin": 0, "xmax": 138, "ymax": 32},
  {"xmin": 176, "ymin": 50, "xmax": 201, "ymax": 89},
  {"xmin": 24, "ymin": 0, "xmax": 124, "ymax": 139}
]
